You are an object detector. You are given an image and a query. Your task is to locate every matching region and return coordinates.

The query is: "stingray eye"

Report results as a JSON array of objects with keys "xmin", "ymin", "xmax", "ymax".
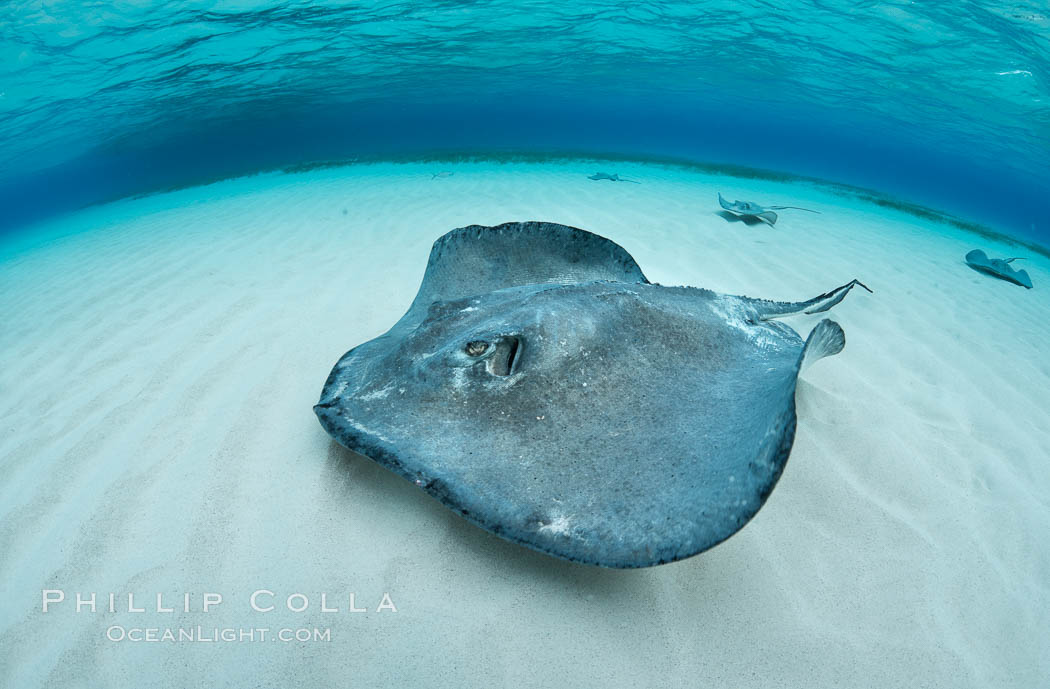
[{"xmin": 465, "ymin": 340, "xmax": 490, "ymax": 357}]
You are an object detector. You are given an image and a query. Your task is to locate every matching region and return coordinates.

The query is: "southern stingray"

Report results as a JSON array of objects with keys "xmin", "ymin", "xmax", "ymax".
[
  {"xmin": 588, "ymin": 172, "xmax": 639, "ymax": 183},
  {"xmin": 965, "ymin": 249, "xmax": 1033, "ymax": 289},
  {"xmin": 718, "ymin": 192, "xmax": 820, "ymax": 226},
  {"xmin": 315, "ymin": 221, "xmax": 870, "ymax": 567}
]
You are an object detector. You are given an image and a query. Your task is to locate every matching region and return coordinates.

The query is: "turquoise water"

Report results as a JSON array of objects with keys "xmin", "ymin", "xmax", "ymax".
[{"xmin": 1, "ymin": 1, "xmax": 1047, "ymax": 241}]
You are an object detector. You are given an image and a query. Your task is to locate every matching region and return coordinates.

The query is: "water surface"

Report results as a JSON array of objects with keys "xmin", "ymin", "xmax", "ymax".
[{"xmin": 1, "ymin": 1, "xmax": 1047, "ymax": 240}]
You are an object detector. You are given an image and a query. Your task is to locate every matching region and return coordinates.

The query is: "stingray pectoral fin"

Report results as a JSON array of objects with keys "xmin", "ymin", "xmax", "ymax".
[
  {"xmin": 400, "ymin": 222, "xmax": 651, "ymax": 330},
  {"xmin": 800, "ymin": 319, "xmax": 845, "ymax": 371},
  {"xmin": 756, "ymin": 211, "xmax": 778, "ymax": 226},
  {"xmin": 754, "ymin": 279, "xmax": 873, "ymax": 320},
  {"xmin": 965, "ymin": 249, "xmax": 988, "ymax": 266}
]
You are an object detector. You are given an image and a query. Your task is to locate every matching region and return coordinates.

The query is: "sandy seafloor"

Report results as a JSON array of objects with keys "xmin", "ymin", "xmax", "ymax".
[{"xmin": 1, "ymin": 160, "xmax": 1048, "ymax": 688}]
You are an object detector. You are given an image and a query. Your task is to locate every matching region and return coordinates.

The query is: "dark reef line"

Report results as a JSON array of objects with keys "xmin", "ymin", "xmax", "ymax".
[{"xmin": 125, "ymin": 149, "xmax": 1048, "ymax": 260}]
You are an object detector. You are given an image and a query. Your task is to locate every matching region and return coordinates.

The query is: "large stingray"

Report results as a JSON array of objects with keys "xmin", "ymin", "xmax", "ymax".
[
  {"xmin": 315, "ymin": 221, "xmax": 870, "ymax": 567},
  {"xmin": 965, "ymin": 249, "xmax": 1033, "ymax": 289},
  {"xmin": 718, "ymin": 192, "xmax": 820, "ymax": 226}
]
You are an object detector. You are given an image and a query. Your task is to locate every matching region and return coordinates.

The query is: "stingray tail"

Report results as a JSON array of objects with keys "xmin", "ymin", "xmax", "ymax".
[
  {"xmin": 755, "ymin": 279, "xmax": 873, "ymax": 320},
  {"xmin": 768, "ymin": 206, "xmax": 821, "ymax": 214},
  {"xmin": 799, "ymin": 319, "xmax": 845, "ymax": 371}
]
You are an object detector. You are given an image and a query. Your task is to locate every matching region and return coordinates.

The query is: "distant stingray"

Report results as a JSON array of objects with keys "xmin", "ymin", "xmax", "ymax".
[
  {"xmin": 965, "ymin": 249, "xmax": 1033, "ymax": 289},
  {"xmin": 432, "ymin": 171, "xmax": 454, "ymax": 179},
  {"xmin": 315, "ymin": 221, "xmax": 871, "ymax": 567},
  {"xmin": 588, "ymin": 172, "xmax": 640, "ymax": 183},
  {"xmin": 718, "ymin": 192, "xmax": 820, "ymax": 226}
]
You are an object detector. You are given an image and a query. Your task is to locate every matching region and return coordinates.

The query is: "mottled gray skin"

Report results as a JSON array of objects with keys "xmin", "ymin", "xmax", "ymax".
[
  {"xmin": 315, "ymin": 222, "xmax": 867, "ymax": 567},
  {"xmin": 965, "ymin": 249, "xmax": 1033, "ymax": 289}
]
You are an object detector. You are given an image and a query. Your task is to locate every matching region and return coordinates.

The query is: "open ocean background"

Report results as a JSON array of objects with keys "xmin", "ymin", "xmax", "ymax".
[{"xmin": 0, "ymin": 1, "xmax": 1047, "ymax": 242}]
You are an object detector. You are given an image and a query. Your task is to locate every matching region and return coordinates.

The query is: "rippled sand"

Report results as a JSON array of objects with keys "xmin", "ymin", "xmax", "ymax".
[{"xmin": 1, "ymin": 161, "xmax": 1047, "ymax": 688}]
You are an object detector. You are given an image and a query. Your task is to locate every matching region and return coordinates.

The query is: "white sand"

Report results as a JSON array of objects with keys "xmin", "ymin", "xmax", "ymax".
[{"xmin": 1, "ymin": 161, "xmax": 1047, "ymax": 688}]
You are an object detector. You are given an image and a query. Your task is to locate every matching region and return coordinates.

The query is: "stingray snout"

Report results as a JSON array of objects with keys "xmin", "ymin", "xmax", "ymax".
[
  {"xmin": 313, "ymin": 399, "xmax": 340, "ymax": 437},
  {"xmin": 313, "ymin": 388, "xmax": 343, "ymax": 412}
]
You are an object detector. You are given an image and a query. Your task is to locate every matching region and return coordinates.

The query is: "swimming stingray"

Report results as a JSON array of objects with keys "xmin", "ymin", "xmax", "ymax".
[
  {"xmin": 315, "ymin": 221, "xmax": 870, "ymax": 567},
  {"xmin": 588, "ymin": 172, "xmax": 639, "ymax": 183},
  {"xmin": 718, "ymin": 192, "xmax": 820, "ymax": 226},
  {"xmin": 965, "ymin": 249, "xmax": 1033, "ymax": 289}
]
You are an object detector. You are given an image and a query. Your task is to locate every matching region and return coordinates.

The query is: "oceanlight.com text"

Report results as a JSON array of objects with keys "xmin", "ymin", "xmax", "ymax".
[{"xmin": 106, "ymin": 626, "xmax": 332, "ymax": 643}]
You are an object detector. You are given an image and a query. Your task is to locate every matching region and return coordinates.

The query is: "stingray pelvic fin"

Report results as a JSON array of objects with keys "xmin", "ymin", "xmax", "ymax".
[{"xmin": 800, "ymin": 319, "xmax": 845, "ymax": 371}]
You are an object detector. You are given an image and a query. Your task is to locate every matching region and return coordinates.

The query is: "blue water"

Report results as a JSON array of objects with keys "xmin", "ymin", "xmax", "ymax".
[{"xmin": 1, "ymin": 2, "xmax": 1047, "ymax": 242}]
